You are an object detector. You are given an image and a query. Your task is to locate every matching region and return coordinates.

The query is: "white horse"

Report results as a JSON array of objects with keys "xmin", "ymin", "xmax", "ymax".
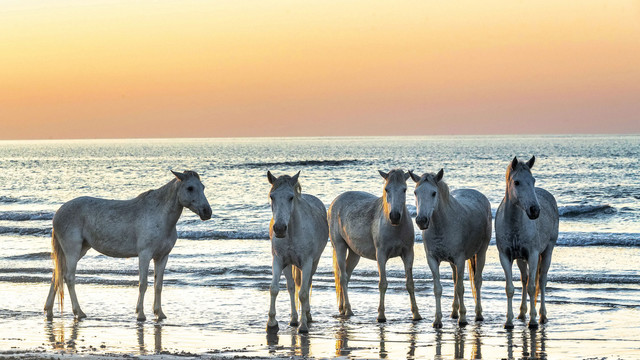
[
  {"xmin": 496, "ymin": 156, "xmax": 559, "ymax": 329},
  {"xmin": 266, "ymin": 171, "xmax": 328, "ymax": 333},
  {"xmin": 44, "ymin": 170, "xmax": 212, "ymax": 321},
  {"xmin": 328, "ymin": 169, "xmax": 422, "ymax": 322},
  {"xmin": 409, "ymin": 169, "xmax": 492, "ymax": 328}
]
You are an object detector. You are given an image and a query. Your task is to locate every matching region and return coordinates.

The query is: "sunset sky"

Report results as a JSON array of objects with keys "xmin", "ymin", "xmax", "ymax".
[{"xmin": 1, "ymin": 1, "xmax": 639, "ymax": 139}]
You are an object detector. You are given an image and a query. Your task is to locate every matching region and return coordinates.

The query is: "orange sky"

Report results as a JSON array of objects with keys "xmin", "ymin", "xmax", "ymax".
[{"xmin": 1, "ymin": 1, "xmax": 639, "ymax": 139}]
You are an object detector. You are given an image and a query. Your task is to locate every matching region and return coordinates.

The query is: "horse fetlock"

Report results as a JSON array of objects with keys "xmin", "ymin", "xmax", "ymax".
[{"xmin": 450, "ymin": 310, "xmax": 459, "ymax": 319}]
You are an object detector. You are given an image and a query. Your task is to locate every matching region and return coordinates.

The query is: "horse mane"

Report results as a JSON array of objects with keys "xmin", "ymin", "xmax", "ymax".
[
  {"xmin": 505, "ymin": 161, "xmax": 532, "ymax": 182},
  {"xmin": 419, "ymin": 173, "xmax": 451, "ymax": 206},
  {"xmin": 271, "ymin": 175, "xmax": 302, "ymax": 197}
]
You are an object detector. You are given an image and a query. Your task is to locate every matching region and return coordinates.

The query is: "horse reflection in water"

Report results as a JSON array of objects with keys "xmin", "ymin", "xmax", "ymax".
[
  {"xmin": 266, "ymin": 332, "xmax": 310, "ymax": 358},
  {"xmin": 507, "ymin": 327, "xmax": 548, "ymax": 360},
  {"xmin": 45, "ymin": 319, "xmax": 80, "ymax": 351},
  {"xmin": 434, "ymin": 326, "xmax": 483, "ymax": 359},
  {"xmin": 137, "ymin": 323, "xmax": 163, "ymax": 354}
]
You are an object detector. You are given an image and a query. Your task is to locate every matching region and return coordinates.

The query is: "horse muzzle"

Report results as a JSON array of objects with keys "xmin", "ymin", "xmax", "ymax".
[
  {"xmin": 416, "ymin": 216, "xmax": 429, "ymax": 230},
  {"xmin": 526, "ymin": 205, "xmax": 540, "ymax": 220},
  {"xmin": 198, "ymin": 206, "xmax": 212, "ymax": 221},
  {"xmin": 389, "ymin": 211, "xmax": 402, "ymax": 226},
  {"xmin": 273, "ymin": 223, "xmax": 287, "ymax": 238}
]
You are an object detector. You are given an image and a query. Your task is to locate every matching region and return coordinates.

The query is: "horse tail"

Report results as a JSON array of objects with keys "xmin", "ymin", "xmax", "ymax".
[
  {"xmin": 292, "ymin": 265, "xmax": 303, "ymax": 313},
  {"xmin": 534, "ymin": 254, "xmax": 542, "ymax": 307},
  {"xmin": 51, "ymin": 229, "xmax": 66, "ymax": 313},
  {"xmin": 468, "ymin": 256, "xmax": 477, "ymax": 303},
  {"xmin": 333, "ymin": 247, "xmax": 342, "ymax": 308}
]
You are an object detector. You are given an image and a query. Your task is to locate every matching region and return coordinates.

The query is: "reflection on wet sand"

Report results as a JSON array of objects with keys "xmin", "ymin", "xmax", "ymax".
[
  {"xmin": 137, "ymin": 323, "xmax": 163, "ymax": 354},
  {"xmin": 45, "ymin": 319, "xmax": 80, "ymax": 351},
  {"xmin": 266, "ymin": 330, "xmax": 310, "ymax": 357},
  {"xmin": 507, "ymin": 327, "xmax": 548, "ymax": 360}
]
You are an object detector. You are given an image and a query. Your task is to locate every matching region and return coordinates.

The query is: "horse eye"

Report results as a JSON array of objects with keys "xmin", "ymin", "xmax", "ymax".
[
  {"xmin": 431, "ymin": 192, "xmax": 436, "ymax": 197},
  {"xmin": 187, "ymin": 186, "xmax": 194, "ymax": 192},
  {"xmin": 403, "ymin": 189, "xmax": 406, "ymax": 193},
  {"xmin": 289, "ymin": 196, "xmax": 294, "ymax": 201},
  {"xmin": 514, "ymin": 181, "xmax": 520, "ymax": 186}
]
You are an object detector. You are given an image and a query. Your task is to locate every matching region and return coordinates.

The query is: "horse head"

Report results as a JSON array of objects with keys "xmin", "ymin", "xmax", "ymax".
[
  {"xmin": 506, "ymin": 156, "xmax": 540, "ymax": 220},
  {"xmin": 171, "ymin": 170, "xmax": 212, "ymax": 220},
  {"xmin": 409, "ymin": 168, "xmax": 444, "ymax": 230},
  {"xmin": 267, "ymin": 170, "xmax": 301, "ymax": 238},
  {"xmin": 379, "ymin": 169, "xmax": 410, "ymax": 226}
]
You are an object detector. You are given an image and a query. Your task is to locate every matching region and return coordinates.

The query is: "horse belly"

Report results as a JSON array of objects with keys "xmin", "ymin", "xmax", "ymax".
[{"xmin": 84, "ymin": 227, "xmax": 138, "ymax": 258}]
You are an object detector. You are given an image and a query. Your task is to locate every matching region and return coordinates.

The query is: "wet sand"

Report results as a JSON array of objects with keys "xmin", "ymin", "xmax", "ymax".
[{"xmin": 1, "ymin": 243, "xmax": 640, "ymax": 359}]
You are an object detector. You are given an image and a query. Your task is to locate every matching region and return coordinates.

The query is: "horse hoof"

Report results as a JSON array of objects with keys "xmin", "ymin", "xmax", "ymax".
[
  {"xmin": 540, "ymin": 317, "xmax": 548, "ymax": 324},
  {"xmin": 433, "ymin": 322, "xmax": 443, "ymax": 329},
  {"xmin": 504, "ymin": 323, "xmax": 514, "ymax": 330},
  {"xmin": 266, "ymin": 323, "xmax": 279, "ymax": 333},
  {"xmin": 451, "ymin": 312, "xmax": 459, "ymax": 319},
  {"xmin": 137, "ymin": 315, "xmax": 146, "ymax": 322},
  {"xmin": 475, "ymin": 314, "xmax": 484, "ymax": 322},
  {"xmin": 155, "ymin": 313, "xmax": 167, "ymax": 321},
  {"xmin": 377, "ymin": 316, "xmax": 387, "ymax": 323},
  {"xmin": 298, "ymin": 326, "xmax": 309, "ymax": 334},
  {"xmin": 76, "ymin": 312, "xmax": 87, "ymax": 320},
  {"xmin": 458, "ymin": 320, "xmax": 468, "ymax": 327},
  {"xmin": 528, "ymin": 322, "xmax": 539, "ymax": 329},
  {"xmin": 517, "ymin": 314, "xmax": 526, "ymax": 320},
  {"xmin": 289, "ymin": 321, "xmax": 299, "ymax": 327},
  {"xmin": 412, "ymin": 314, "xmax": 423, "ymax": 322}
]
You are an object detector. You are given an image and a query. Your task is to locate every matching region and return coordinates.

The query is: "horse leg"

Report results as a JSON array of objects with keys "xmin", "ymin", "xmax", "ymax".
[
  {"xmin": 375, "ymin": 250, "xmax": 389, "ymax": 323},
  {"xmin": 44, "ymin": 281, "xmax": 57, "ymax": 320},
  {"xmin": 283, "ymin": 265, "xmax": 298, "ymax": 326},
  {"xmin": 267, "ymin": 257, "xmax": 284, "ymax": 332},
  {"xmin": 306, "ymin": 259, "xmax": 321, "ymax": 322},
  {"xmin": 298, "ymin": 262, "xmax": 314, "ymax": 333},
  {"xmin": 401, "ymin": 247, "xmax": 422, "ymax": 321},
  {"xmin": 499, "ymin": 252, "xmax": 515, "ymax": 329},
  {"xmin": 136, "ymin": 252, "xmax": 152, "ymax": 321},
  {"xmin": 538, "ymin": 246, "xmax": 554, "ymax": 324},
  {"xmin": 427, "ymin": 255, "xmax": 443, "ymax": 328},
  {"xmin": 474, "ymin": 251, "xmax": 487, "ymax": 322},
  {"xmin": 64, "ymin": 237, "xmax": 89, "ymax": 319},
  {"xmin": 153, "ymin": 254, "xmax": 169, "ymax": 321},
  {"xmin": 450, "ymin": 262, "xmax": 459, "ymax": 319},
  {"xmin": 454, "ymin": 258, "xmax": 467, "ymax": 326},
  {"xmin": 526, "ymin": 251, "xmax": 541, "ymax": 329},
  {"xmin": 333, "ymin": 242, "xmax": 352, "ymax": 316},
  {"xmin": 516, "ymin": 259, "xmax": 528, "ymax": 320}
]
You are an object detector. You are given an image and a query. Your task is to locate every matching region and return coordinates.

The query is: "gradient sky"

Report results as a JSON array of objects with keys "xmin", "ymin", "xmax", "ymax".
[{"xmin": 1, "ymin": 1, "xmax": 639, "ymax": 139}]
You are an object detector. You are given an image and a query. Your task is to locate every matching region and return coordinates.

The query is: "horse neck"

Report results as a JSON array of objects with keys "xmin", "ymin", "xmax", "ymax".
[
  {"xmin": 149, "ymin": 179, "xmax": 184, "ymax": 225},
  {"xmin": 503, "ymin": 190, "xmax": 526, "ymax": 225},
  {"xmin": 431, "ymin": 191, "xmax": 459, "ymax": 228}
]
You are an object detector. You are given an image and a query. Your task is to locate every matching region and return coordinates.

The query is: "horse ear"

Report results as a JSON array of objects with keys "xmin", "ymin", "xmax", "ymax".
[
  {"xmin": 267, "ymin": 171, "xmax": 276, "ymax": 184},
  {"xmin": 290, "ymin": 171, "xmax": 301, "ymax": 185},
  {"xmin": 403, "ymin": 171, "xmax": 411, "ymax": 181},
  {"xmin": 511, "ymin": 157, "xmax": 519, "ymax": 170},
  {"xmin": 408, "ymin": 170, "xmax": 421, "ymax": 183},
  {"xmin": 526, "ymin": 155, "xmax": 535, "ymax": 169},
  {"xmin": 378, "ymin": 170, "xmax": 389, "ymax": 179},
  {"xmin": 172, "ymin": 170, "xmax": 186, "ymax": 181},
  {"xmin": 435, "ymin": 168, "xmax": 444, "ymax": 182}
]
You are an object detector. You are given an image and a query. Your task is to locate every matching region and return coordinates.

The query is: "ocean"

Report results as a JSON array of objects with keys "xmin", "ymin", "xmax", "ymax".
[{"xmin": 0, "ymin": 135, "xmax": 639, "ymax": 359}]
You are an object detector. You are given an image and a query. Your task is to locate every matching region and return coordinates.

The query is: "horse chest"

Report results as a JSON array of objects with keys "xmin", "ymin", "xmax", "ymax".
[{"xmin": 271, "ymin": 238, "xmax": 303, "ymax": 266}]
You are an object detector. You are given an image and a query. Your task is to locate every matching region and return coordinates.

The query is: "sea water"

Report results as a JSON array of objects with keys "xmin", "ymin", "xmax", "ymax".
[{"xmin": 0, "ymin": 135, "xmax": 638, "ymax": 359}]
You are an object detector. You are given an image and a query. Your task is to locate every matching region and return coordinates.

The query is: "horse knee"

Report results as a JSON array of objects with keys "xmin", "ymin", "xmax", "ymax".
[
  {"xmin": 434, "ymin": 283, "xmax": 443, "ymax": 298},
  {"xmin": 506, "ymin": 283, "xmax": 515, "ymax": 297},
  {"xmin": 379, "ymin": 279, "xmax": 388, "ymax": 292},
  {"xmin": 270, "ymin": 285, "xmax": 279, "ymax": 298}
]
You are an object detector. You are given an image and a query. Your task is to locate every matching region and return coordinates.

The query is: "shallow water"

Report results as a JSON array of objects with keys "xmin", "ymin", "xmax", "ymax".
[{"xmin": 1, "ymin": 136, "xmax": 639, "ymax": 359}]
